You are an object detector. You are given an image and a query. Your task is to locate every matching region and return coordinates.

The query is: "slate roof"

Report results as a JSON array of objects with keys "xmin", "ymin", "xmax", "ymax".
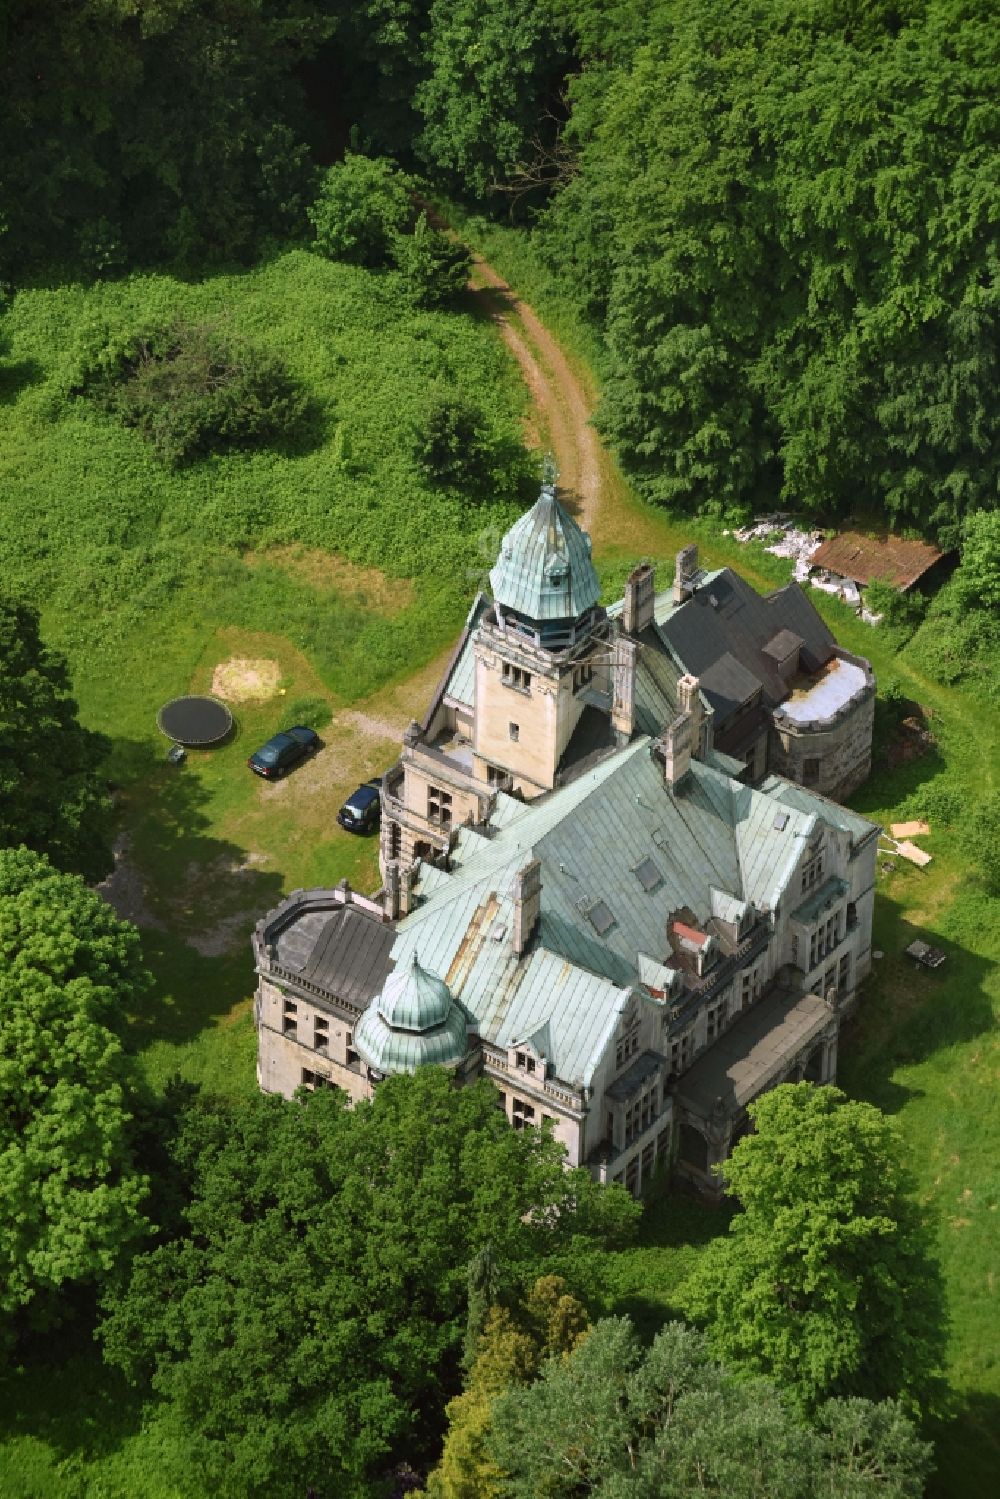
[
  {"xmin": 276, "ymin": 900, "xmax": 395, "ymax": 1010},
  {"xmin": 756, "ymin": 776, "xmax": 880, "ymax": 844},
  {"xmin": 434, "ymin": 593, "xmax": 488, "ymax": 715},
  {"xmin": 651, "ymin": 569, "xmax": 837, "ymax": 723},
  {"xmin": 489, "ymin": 483, "xmax": 601, "ymax": 623}
]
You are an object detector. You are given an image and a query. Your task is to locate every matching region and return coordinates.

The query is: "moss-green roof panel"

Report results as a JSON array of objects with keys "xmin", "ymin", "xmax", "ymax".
[{"xmin": 489, "ymin": 484, "xmax": 600, "ymax": 622}]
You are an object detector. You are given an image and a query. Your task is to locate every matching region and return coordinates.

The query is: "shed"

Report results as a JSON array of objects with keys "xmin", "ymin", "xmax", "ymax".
[{"xmin": 809, "ymin": 531, "xmax": 946, "ymax": 592}]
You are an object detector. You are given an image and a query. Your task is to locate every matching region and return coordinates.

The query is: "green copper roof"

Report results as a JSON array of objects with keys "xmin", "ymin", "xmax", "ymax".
[
  {"xmin": 489, "ymin": 482, "xmax": 601, "ymax": 623},
  {"xmin": 378, "ymin": 952, "xmax": 454, "ymax": 1032},
  {"xmin": 353, "ymin": 953, "xmax": 470, "ymax": 1076}
]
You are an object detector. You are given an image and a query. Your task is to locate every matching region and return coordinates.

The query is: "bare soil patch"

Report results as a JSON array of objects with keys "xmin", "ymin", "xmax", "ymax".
[
  {"xmin": 244, "ymin": 545, "xmax": 414, "ymax": 615},
  {"xmin": 211, "ymin": 657, "xmax": 282, "ymax": 703},
  {"xmin": 468, "ymin": 258, "xmax": 602, "ymax": 535}
]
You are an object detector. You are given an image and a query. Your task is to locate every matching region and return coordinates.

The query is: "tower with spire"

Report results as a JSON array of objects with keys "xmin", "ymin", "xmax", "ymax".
[{"xmin": 472, "ymin": 474, "xmax": 609, "ymax": 794}]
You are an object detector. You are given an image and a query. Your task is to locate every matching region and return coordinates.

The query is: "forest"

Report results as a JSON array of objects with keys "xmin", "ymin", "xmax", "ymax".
[
  {"xmin": 2, "ymin": 1, "xmax": 997, "ymax": 541},
  {"xmin": 1, "ymin": 2, "xmax": 998, "ymax": 1496}
]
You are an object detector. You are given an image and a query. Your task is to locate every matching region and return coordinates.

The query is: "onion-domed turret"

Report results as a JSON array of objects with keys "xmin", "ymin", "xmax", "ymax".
[
  {"xmin": 489, "ymin": 480, "xmax": 600, "ymax": 636},
  {"xmin": 353, "ymin": 952, "xmax": 469, "ymax": 1076}
]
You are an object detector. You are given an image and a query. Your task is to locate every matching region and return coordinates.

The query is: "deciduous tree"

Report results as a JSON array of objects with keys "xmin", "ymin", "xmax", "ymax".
[
  {"xmin": 99, "ymin": 1070, "xmax": 638, "ymax": 1497},
  {"xmin": 683, "ymin": 1083, "xmax": 946, "ymax": 1412},
  {"xmin": 0, "ymin": 848, "xmax": 150, "ymax": 1332},
  {"xmin": 0, "ymin": 597, "xmax": 112, "ymax": 881}
]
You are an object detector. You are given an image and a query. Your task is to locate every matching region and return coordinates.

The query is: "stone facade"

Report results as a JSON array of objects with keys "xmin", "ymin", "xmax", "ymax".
[{"xmin": 253, "ymin": 487, "xmax": 879, "ymax": 1201}]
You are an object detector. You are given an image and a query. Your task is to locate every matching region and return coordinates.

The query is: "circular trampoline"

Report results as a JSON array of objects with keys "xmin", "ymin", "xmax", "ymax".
[{"xmin": 157, "ymin": 695, "xmax": 234, "ymax": 747}]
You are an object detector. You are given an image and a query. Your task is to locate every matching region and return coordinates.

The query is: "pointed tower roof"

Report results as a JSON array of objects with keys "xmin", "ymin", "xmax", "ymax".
[
  {"xmin": 490, "ymin": 482, "xmax": 600, "ymax": 624},
  {"xmin": 353, "ymin": 953, "xmax": 469, "ymax": 1076}
]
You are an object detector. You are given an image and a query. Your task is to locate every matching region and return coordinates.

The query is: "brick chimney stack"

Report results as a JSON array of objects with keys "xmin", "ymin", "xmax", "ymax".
[
  {"xmin": 622, "ymin": 562, "xmax": 655, "ymax": 635},
  {"xmin": 673, "ymin": 543, "xmax": 699, "ymax": 604},
  {"xmin": 512, "ymin": 858, "xmax": 542, "ymax": 956},
  {"xmin": 611, "ymin": 634, "xmax": 638, "ymax": 742}
]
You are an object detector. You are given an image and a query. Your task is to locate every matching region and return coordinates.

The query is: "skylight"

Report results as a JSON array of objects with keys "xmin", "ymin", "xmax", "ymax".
[
  {"xmin": 586, "ymin": 900, "xmax": 616, "ymax": 937},
  {"xmin": 632, "ymin": 857, "xmax": 663, "ymax": 893},
  {"xmin": 773, "ymin": 812, "xmax": 790, "ymax": 831}
]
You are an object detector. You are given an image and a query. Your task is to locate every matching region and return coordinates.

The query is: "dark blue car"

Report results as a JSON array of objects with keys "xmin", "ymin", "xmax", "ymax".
[
  {"xmin": 247, "ymin": 725, "xmax": 319, "ymax": 779},
  {"xmin": 337, "ymin": 778, "xmax": 382, "ymax": 833}
]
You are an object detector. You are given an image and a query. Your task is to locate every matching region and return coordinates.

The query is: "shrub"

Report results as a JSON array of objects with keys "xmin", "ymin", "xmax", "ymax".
[
  {"xmin": 413, "ymin": 392, "xmax": 502, "ymax": 491},
  {"xmin": 307, "ymin": 153, "xmax": 414, "ymax": 268},
  {"xmin": 864, "ymin": 580, "xmax": 926, "ymax": 639},
  {"xmin": 277, "ymin": 694, "xmax": 332, "ymax": 733},
  {"xmin": 71, "ymin": 318, "xmax": 310, "ymax": 468},
  {"xmin": 393, "ymin": 212, "xmax": 472, "ymax": 308}
]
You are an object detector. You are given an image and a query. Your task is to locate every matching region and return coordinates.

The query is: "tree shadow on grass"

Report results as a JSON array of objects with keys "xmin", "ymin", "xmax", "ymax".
[
  {"xmin": 0, "ymin": 1317, "xmax": 154, "ymax": 1476},
  {"xmin": 0, "ymin": 357, "xmax": 44, "ymax": 405},
  {"xmin": 848, "ymin": 738, "xmax": 950, "ymax": 820},
  {"xmin": 927, "ymin": 1390, "xmax": 1000, "ymax": 1499},
  {"xmin": 837, "ymin": 888, "xmax": 995, "ymax": 1116},
  {"xmin": 101, "ymin": 739, "xmax": 285, "ymax": 1054}
]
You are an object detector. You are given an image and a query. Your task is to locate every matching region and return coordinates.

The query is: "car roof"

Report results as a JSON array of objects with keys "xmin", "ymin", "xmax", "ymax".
[{"xmin": 347, "ymin": 783, "xmax": 379, "ymax": 807}]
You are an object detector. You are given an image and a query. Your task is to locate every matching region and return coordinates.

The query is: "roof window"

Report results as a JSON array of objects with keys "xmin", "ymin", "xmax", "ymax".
[
  {"xmin": 632, "ymin": 857, "xmax": 663, "ymax": 893},
  {"xmin": 586, "ymin": 899, "xmax": 616, "ymax": 937}
]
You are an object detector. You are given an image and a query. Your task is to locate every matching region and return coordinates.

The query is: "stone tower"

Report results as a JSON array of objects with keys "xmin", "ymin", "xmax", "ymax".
[{"xmin": 471, "ymin": 479, "xmax": 609, "ymax": 796}]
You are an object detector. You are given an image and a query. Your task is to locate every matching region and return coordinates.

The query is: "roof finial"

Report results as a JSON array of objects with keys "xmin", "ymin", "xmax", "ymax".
[{"xmin": 542, "ymin": 452, "xmax": 558, "ymax": 491}]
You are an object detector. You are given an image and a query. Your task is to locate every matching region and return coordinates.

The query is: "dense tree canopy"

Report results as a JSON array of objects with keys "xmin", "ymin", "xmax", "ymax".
[
  {"xmin": 0, "ymin": 596, "xmax": 112, "ymax": 880},
  {"xmin": 0, "ymin": 848, "xmax": 150, "ymax": 1332},
  {"xmin": 486, "ymin": 1316, "xmax": 932, "ymax": 1498},
  {"xmin": 0, "ymin": 0, "xmax": 334, "ymax": 283},
  {"xmin": 540, "ymin": 0, "xmax": 1000, "ymax": 537},
  {"xmin": 99, "ymin": 1069, "xmax": 639, "ymax": 1497},
  {"xmin": 683, "ymin": 1083, "xmax": 946, "ymax": 1411}
]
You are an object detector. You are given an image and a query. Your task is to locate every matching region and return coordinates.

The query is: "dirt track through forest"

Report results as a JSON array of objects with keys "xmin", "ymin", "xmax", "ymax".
[{"xmin": 467, "ymin": 255, "xmax": 603, "ymax": 534}]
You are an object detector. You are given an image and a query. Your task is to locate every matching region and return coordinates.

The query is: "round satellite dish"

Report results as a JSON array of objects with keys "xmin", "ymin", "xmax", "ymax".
[{"xmin": 156, "ymin": 695, "xmax": 233, "ymax": 747}]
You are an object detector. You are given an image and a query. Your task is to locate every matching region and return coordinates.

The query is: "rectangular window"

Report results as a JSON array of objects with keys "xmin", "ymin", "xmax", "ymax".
[
  {"xmin": 706, "ymin": 1000, "xmax": 725, "ymax": 1043},
  {"xmin": 427, "ymin": 785, "xmax": 453, "ymax": 827},
  {"xmin": 502, "ymin": 663, "xmax": 532, "ymax": 692},
  {"xmin": 509, "ymin": 722, "xmax": 520, "ymax": 742},
  {"xmin": 642, "ymin": 1142, "xmax": 656, "ymax": 1177},
  {"xmin": 282, "ymin": 999, "xmax": 298, "ymax": 1038},
  {"xmin": 346, "ymin": 1030, "xmax": 358, "ymax": 1067},
  {"xmin": 625, "ymin": 1157, "xmax": 639, "ymax": 1196},
  {"xmin": 572, "ymin": 663, "xmax": 594, "ymax": 693},
  {"xmin": 824, "ymin": 965, "xmax": 837, "ymax": 998},
  {"xmin": 656, "ymin": 1126, "xmax": 671, "ymax": 1159},
  {"xmin": 313, "ymin": 1015, "xmax": 329, "ymax": 1053},
  {"xmin": 810, "ymin": 932, "xmax": 819, "ymax": 969},
  {"xmin": 670, "ymin": 1032, "xmax": 693, "ymax": 1074},
  {"xmin": 512, "ymin": 1098, "xmax": 535, "ymax": 1130},
  {"xmin": 486, "ymin": 764, "xmax": 512, "ymax": 789},
  {"xmin": 801, "ymin": 850, "xmax": 825, "ymax": 892},
  {"xmin": 838, "ymin": 953, "xmax": 851, "ymax": 993},
  {"xmin": 496, "ymin": 1091, "xmax": 507, "ymax": 1111},
  {"xmin": 526, "ymin": 1055, "xmax": 536, "ymax": 1074},
  {"xmin": 515, "ymin": 1050, "xmax": 526, "ymax": 1069},
  {"xmin": 300, "ymin": 1068, "xmax": 333, "ymax": 1091}
]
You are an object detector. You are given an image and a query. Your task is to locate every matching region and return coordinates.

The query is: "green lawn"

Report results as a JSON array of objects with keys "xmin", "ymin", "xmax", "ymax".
[{"xmin": 1, "ymin": 241, "xmax": 997, "ymax": 1495}]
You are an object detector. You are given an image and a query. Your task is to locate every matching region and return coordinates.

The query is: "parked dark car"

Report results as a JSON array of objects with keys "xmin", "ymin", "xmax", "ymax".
[
  {"xmin": 337, "ymin": 778, "xmax": 382, "ymax": 833},
  {"xmin": 247, "ymin": 725, "xmax": 319, "ymax": 779}
]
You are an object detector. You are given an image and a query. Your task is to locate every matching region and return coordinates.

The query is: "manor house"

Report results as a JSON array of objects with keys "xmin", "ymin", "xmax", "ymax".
[{"xmin": 253, "ymin": 484, "xmax": 878, "ymax": 1196}]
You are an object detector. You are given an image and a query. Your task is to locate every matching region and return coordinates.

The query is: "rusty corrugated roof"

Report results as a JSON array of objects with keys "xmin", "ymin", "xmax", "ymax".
[{"xmin": 809, "ymin": 531, "xmax": 945, "ymax": 590}]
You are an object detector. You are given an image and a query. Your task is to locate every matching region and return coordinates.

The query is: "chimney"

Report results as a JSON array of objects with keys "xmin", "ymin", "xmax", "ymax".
[
  {"xmin": 660, "ymin": 713, "xmax": 693, "ymax": 790},
  {"xmin": 673, "ymin": 543, "xmax": 699, "ymax": 604},
  {"xmin": 403, "ymin": 718, "xmax": 422, "ymax": 749},
  {"xmin": 622, "ymin": 562, "xmax": 655, "ymax": 635},
  {"xmin": 512, "ymin": 858, "xmax": 542, "ymax": 957},
  {"xmin": 384, "ymin": 861, "xmax": 400, "ymax": 920},
  {"xmin": 676, "ymin": 673, "xmax": 704, "ymax": 757},
  {"xmin": 400, "ymin": 863, "xmax": 417, "ymax": 917},
  {"xmin": 611, "ymin": 634, "xmax": 638, "ymax": 742}
]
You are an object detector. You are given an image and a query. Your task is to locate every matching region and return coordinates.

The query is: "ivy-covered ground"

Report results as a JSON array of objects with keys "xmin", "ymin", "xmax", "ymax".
[{"xmin": 1, "ymin": 247, "xmax": 997, "ymax": 1496}]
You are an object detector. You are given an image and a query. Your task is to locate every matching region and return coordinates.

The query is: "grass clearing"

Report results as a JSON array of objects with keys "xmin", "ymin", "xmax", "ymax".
[{"xmin": 1, "ymin": 236, "xmax": 997, "ymax": 1494}]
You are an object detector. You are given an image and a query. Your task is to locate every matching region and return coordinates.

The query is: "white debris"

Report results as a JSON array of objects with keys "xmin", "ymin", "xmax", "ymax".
[
  {"xmin": 860, "ymin": 608, "xmax": 884, "ymax": 626},
  {"xmin": 841, "ymin": 579, "xmax": 861, "ymax": 607}
]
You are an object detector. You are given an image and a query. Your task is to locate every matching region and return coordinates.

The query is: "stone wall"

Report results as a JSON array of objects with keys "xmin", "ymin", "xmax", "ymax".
[{"xmin": 769, "ymin": 653, "xmax": 875, "ymax": 801}]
